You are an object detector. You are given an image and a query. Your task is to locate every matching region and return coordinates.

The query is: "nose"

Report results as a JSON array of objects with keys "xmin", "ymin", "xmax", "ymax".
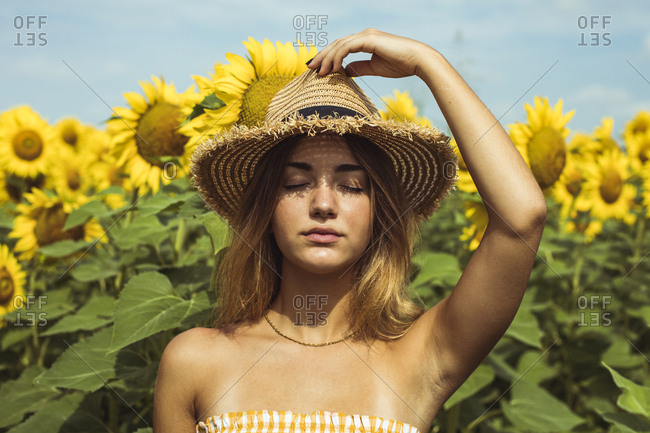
[{"xmin": 310, "ymin": 181, "xmax": 337, "ymax": 217}]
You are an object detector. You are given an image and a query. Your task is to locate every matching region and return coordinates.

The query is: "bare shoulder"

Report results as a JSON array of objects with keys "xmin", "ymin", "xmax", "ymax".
[
  {"xmin": 154, "ymin": 326, "xmax": 241, "ymax": 432},
  {"xmin": 161, "ymin": 326, "xmax": 233, "ymax": 368}
]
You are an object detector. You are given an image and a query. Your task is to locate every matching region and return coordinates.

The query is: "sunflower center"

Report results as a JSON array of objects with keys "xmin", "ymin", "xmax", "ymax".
[
  {"xmin": 565, "ymin": 170, "xmax": 583, "ymax": 197},
  {"xmin": 34, "ymin": 203, "xmax": 85, "ymax": 247},
  {"xmin": 239, "ymin": 75, "xmax": 296, "ymax": 127},
  {"xmin": 67, "ymin": 169, "xmax": 81, "ymax": 191},
  {"xmin": 13, "ymin": 130, "xmax": 44, "ymax": 161},
  {"xmin": 0, "ymin": 267, "xmax": 14, "ymax": 304},
  {"xmin": 632, "ymin": 122, "xmax": 648, "ymax": 135},
  {"xmin": 639, "ymin": 140, "xmax": 649, "ymax": 164},
  {"xmin": 599, "ymin": 169, "xmax": 623, "ymax": 204},
  {"xmin": 135, "ymin": 102, "xmax": 188, "ymax": 167},
  {"xmin": 61, "ymin": 125, "xmax": 78, "ymax": 147},
  {"xmin": 527, "ymin": 127, "xmax": 566, "ymax": 189}
]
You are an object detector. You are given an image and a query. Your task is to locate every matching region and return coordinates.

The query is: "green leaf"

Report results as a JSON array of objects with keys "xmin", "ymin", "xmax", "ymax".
[
  {"xmin": 110, "ymin": 271, "xmax": 211, "ymax": 352},
  {"xmin": 41, "ymin": 295, "xmax": 114, "ymax": 336},
  {"xmin": 501, "ymin": 379, "xmax": 584, "ymax": 432},
  {"xmin": 443, "ymin": 364, "xmax": 494, "ymax": 408},
  {"xmin": 71, "ymin": 259, "xmax": 121, "ymax": 283},
  {"xmin": 1, "ymin": 288, "xmax": 75, "ymax": 328},
  {"xmin": 183, "ymin": 93, "xmax": 226, "ymax": 125},
  {"xmin": 603, "ymin": 362, "xmax": 650, "ymax": 418},
  {"xmin": 0, "ymin": 202, "xmax": 16, "ymax": 229},
  {"xmin": 412, "ymin": 251, "xmax": 461, "ymax": 287},
  {"xmin": 37, "ymin": 239, "xmax": 92, "ymax": 258},
  {"xmin": 35, "ymin": 327, "xmax": 116, "ymax": 391},
  {"xmin": 601, "ymin": 412, "xmax": 650, "ymax": 432},
  {"xmin": 201, "ymin": 211, "xmax": 230, "ymax": 254},
  {"xmin": 0, "ymin": 365, "xmax": 60, "ymax": 428},
  {"xmin": 137, "ymin": 191, "xmax": 195, "ymax": 217},
  {"xmin": 64, "ymin": 200, "xmax": 109, "ymax": 230},
  {"xmin": 602, "ymin": 338, "xmax": 645, "ymax": 369},
  {"xmin": 6, "ymin": 392, "xmax": 85, "ymax": 433},
  {"xmin": 515, "ymin": 350, "xmax": 557, "ymax": 385},
  {"xmin": 505, "ymin": 295, "xmax": 543, "ymax": 349},
  {"xmin": 111, "ymin": 214, "xmax": 169, "ymax": 250}
]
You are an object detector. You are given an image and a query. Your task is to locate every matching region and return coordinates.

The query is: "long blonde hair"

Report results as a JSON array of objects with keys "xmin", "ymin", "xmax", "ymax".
[{"xmin": 210, "ymin": 133, "xmax": 425, "ymax": 343}]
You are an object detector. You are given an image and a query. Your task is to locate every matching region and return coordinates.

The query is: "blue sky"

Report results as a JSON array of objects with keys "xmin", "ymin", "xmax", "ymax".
[{"xmin": 2, "ymin": 0, "xmax": 649, "ymax": 142}]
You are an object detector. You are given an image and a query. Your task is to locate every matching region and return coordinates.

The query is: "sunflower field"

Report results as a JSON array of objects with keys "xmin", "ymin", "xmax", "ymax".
[{"xmin": 1, "ymin": 38, "xmax": 649, "ymax": 433}]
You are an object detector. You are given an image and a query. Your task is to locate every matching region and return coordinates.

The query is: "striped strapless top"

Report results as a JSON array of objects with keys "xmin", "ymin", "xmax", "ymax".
[{"xmin": 196, "ymin": 410, "xmax": 422, "ymax": 433}]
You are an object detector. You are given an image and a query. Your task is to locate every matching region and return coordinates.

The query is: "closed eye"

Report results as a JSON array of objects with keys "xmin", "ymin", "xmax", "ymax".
[{"xmin": 283, "ymin": 184, "xmax": 364, "ymax": 193}]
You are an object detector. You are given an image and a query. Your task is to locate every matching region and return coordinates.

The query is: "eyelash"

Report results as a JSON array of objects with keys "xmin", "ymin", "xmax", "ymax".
[{"xmin": 283, "ymin": 184, "xmax": 364, "ymax": 193}]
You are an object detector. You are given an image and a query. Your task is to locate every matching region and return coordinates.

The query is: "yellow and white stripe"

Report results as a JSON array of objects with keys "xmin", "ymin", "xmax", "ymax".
[{"xmin": 196, "ymin": 410, "xmax": 421, "ymax": 433}]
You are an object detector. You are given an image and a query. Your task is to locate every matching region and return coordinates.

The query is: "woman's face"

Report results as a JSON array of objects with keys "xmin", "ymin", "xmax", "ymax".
[{"xmin": 270, "ymin": 134, "xmax": 372, "ymax": 276}]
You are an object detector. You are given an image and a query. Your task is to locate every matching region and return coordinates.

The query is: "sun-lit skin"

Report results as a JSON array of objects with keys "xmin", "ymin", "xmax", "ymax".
[
  {"xmin": 153, "ymin": 29, "xmax": 548, "ymax": 433},
  {"xmin": 268, "ymin": 134, "xmax": 372, "ymax": 341}
]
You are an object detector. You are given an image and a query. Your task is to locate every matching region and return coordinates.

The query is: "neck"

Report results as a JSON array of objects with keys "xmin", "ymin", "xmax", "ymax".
[{"xmin": 267, "ymin": 258, "xmax": 358, "ymax": 345}]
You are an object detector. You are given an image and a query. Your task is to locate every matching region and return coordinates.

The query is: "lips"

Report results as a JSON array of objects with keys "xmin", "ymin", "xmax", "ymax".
[{"xmin": 304, "ymin": 227, "xmax": 341, "ymax": 236}]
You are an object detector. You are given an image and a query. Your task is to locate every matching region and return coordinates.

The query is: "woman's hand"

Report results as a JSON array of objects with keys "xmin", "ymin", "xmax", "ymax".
[{"xmin": 306, "ymin": 28, "xmax": 436, "ymax": 79}]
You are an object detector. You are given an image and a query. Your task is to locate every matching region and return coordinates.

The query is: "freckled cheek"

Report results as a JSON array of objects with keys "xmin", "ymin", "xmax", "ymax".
[{"xmin": 271, "ymin": 199, "xmax": 303, "ymax": 236}]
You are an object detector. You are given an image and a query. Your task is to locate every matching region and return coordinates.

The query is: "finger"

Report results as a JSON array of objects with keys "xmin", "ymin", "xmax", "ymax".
[
  {"xmin": 344, "ymin": 60, "xmax": 374, "ymax": 77},
  {"xmin": 307, "ymin": 34, "xmax": 353, "ymax": 72},
  {"xmin": 314, "ymin": 35, "xmax": 357, "ymax": 75}
]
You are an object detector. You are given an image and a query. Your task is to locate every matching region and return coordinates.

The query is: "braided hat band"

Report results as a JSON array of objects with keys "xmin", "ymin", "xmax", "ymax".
[{"xmin": 190, "ymin": 68, "xmax": 458, "ymax": 224}]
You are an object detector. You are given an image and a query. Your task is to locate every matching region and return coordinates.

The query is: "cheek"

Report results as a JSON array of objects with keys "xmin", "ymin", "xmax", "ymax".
[{"xmin": 271, "ymin": 198, "xmax": 298, "ymax": 233}]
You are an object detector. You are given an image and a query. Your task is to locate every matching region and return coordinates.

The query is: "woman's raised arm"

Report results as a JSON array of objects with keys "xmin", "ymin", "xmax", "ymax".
[{"xmin": 308, "ymin": 28, "xmax": 547, "ymax": 383}]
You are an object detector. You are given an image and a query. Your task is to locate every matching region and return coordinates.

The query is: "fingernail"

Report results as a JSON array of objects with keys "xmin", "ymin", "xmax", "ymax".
[{"xmin": 306, "ymin": 57, "xmax": 313, "ymax": 65}]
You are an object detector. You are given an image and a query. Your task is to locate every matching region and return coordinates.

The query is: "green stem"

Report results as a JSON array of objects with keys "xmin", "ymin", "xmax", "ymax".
[
  {"xmin": 99, "ymin": 278, "xmax": 106, "ymax": 295},
  {"xmin": 446, "ymin": 404, "xmax": 460, "ymax": 433},
  {"xmin": 174, "ymin": 219, "xmax": 186, "ymax": 261},
  {"xmin": 632, "ymin": 214, "xmax": 646, "ymax": 262},
  {"xmin": 108, "ymin": 393, "xmax": 118, "ymax": 432},
  {"xmin": 463, "ymin": 409, "xmax": 500, "ymax": 433},
  {"xmin": 38, "ymin": 337, "xmax": 50, "ymax": 367},
  {"xmin": 571, "ymin": 242, "xmax": 586, "ymax": 310}
]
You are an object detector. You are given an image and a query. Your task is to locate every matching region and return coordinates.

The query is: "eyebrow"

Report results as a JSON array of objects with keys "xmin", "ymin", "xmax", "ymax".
[{"xmin": 286, "ymin": 162, "xmax": 364, "ymax": 173}]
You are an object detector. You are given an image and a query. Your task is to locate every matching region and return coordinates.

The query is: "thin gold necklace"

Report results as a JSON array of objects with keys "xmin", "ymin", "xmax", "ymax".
[{"xmin": 263, "ymin": 312, "xmax": 357, "ymax": 347}]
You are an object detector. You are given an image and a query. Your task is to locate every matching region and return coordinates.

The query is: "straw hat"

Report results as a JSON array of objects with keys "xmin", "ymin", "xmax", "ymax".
[{"xmin": 190, "ymin": 68, "xmax": 458, "ymax": 224}]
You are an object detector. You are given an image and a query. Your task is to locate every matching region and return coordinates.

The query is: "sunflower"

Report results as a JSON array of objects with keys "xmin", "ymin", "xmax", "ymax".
[
  {"xmin": 552, "ymin": 150, "xmax": 590, "ymax": 218},
  {"xmin": 623, "ymin": 111, "xmax": 650, "ymax": 139},
  {"xmin": 85, "ymin": 127, "xmax": 130, "ymax": 209},
  {"xmin": 460, "ymin": 198, "xmax": 488, "ymax": 251},
  {"xmin": 1, "ymin": 172, "xmax": 46, "ymax": 204},
  {"xmin": 181, "ymin": 38, "xmax": 317, "ymax": 143},
  {"xmin": 0, "ymin": 170, "xmax": 10, "ymax": 205},
  {"xmin": 449, "ymin": 138, "xmax": 477, "ymax": 193},
  {"xmin": 642, "ymin": 167, "xmax": 650, "ymax": 218},
  {"xmin": 623, "ymin": 111, "xmax": 650, "ymax": 174},
  {"xmin": 577, "ymin": 149, "xmax": 636, "ymax": 225},
  {"xmin": 108, "ymin": 76, "xmax": 201, "ymax": 194},
  {"xmin": 9, "ymin": 188, "xmax": 106, "ymax": 261},
  {"xmin": 508, "ymin": 97, "xmax": 575, "ymax": 194},
  {"xmin": 46, "ymin": 146, "xmax": 94, "ymax": 200},
  {"xmin": 562, "ymin": 210, "xmax": 603, "ymax": 243},
  {"xmin": 54, "ymin": 117, "xmax": 87, "ymax": 152},
  {"xmin": 0, "ymin": 244, "xmax": 27, "ymax": 320},
  {"xmin": 0, "ymin": 105, "xmax": 58, "ymax": 179},
  {"xmin": 592, "ymin": 118, "xmax": 622, "ymax": 155},
  {"xmin": 625, "ymin": 132, "xmax": 650, "ymax": 174},
  {"xmin": 379, "ymin": 90, "xmax": 432, "ymax": 126}
]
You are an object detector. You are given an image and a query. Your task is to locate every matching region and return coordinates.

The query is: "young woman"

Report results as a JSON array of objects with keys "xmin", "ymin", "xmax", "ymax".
[{"xmin": 153, "ymin": 28, "xmax": 547, "ymax": 433}]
